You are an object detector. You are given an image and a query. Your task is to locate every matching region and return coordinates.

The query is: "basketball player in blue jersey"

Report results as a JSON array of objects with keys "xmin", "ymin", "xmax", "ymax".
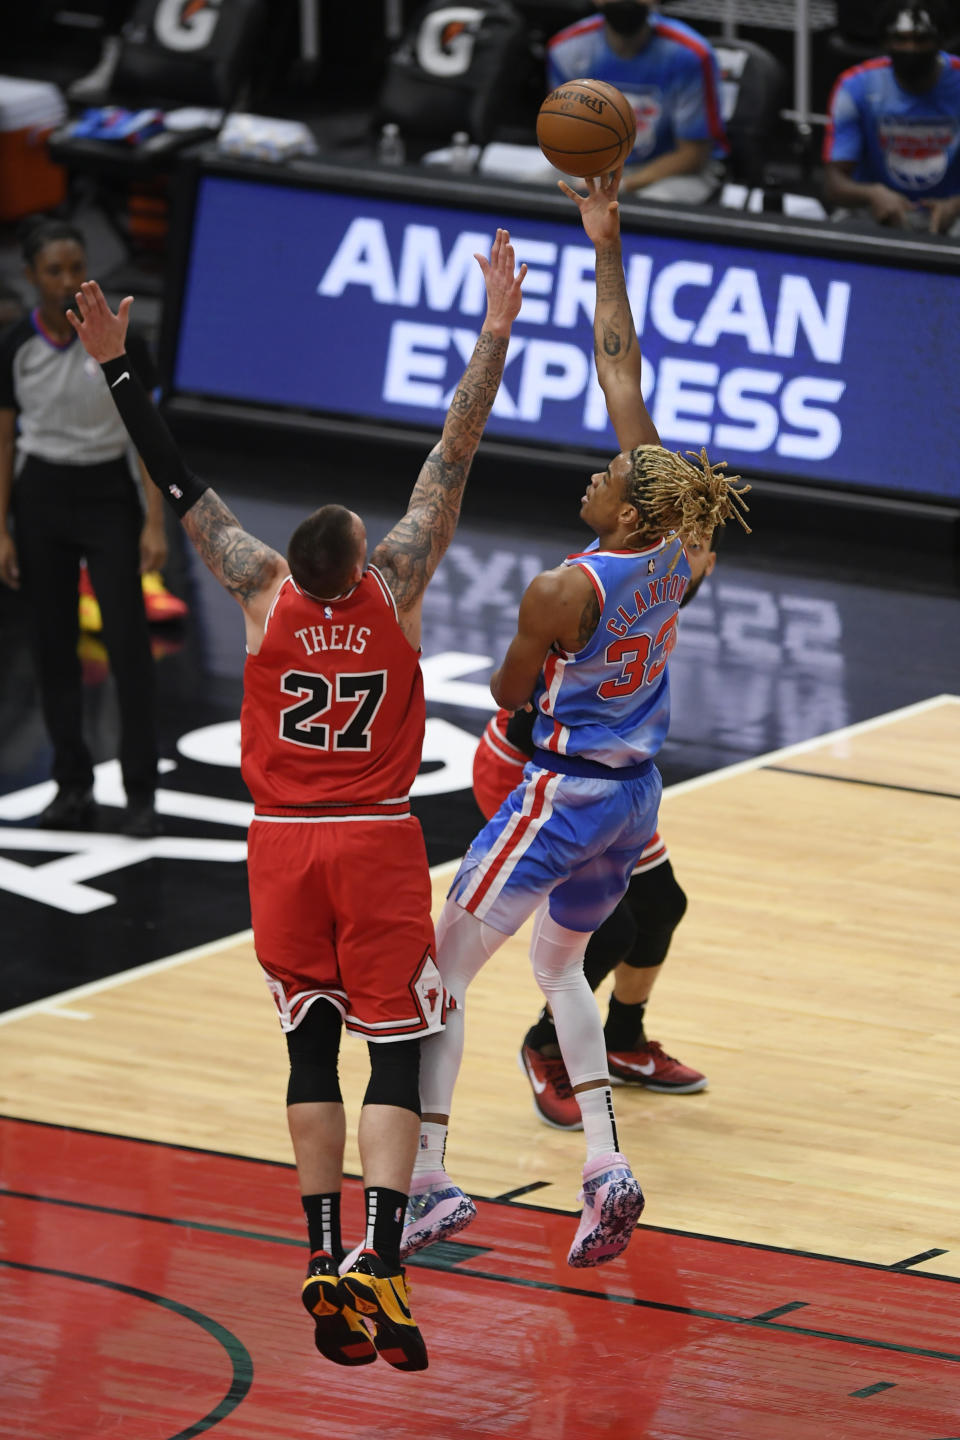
[{"xmin": 401, "ymin": 168, "xmax": 750, "ymax": 1270}]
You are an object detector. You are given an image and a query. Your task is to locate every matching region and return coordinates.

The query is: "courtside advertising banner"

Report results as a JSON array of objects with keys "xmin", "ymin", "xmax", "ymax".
[{"xmin": 173, "ymin": 174, "xmax": 960, "ymax": 498}]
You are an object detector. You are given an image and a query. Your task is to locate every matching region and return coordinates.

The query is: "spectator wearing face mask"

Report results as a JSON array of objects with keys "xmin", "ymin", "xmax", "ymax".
[
  {"xmin": 546, "ymin": 2, "xmax": 728, "ymax": 203},
  {"xmin": 824, "ymin": 0, "xmax": 960, "ymax": 234}
]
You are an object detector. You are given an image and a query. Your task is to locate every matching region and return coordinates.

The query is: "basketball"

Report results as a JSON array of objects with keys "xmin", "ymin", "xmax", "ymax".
[{"xmin": 536, "ymin": 78, "xmax": 637, "ymax": 178}]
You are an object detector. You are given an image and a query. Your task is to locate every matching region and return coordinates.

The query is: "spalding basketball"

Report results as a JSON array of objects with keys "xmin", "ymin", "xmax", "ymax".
[{"xmin": 537, "ymin": 78, "xmax": 637, "ymax": 178}]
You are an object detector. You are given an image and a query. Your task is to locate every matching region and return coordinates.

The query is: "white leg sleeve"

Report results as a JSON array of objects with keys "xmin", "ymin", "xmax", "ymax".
[
  {"xmin": 529, "ymin": 905, "xmax": 610, "ymax": 1088},
  {"xmin": 420, "ymin": 900, "xmax": 505, "ymax": 1116}
]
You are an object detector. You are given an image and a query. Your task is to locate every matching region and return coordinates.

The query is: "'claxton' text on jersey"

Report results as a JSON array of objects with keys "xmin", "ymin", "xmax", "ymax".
[
  {"xmin": 241, "ymin": 568, "xmax": 425, "ymax": 810},
  {"xmin": 531, "ymin": 537, "xmax": 691, "ymax": 767}
]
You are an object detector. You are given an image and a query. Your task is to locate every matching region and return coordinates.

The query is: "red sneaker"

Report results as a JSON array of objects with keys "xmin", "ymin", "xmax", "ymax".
[
  {"xmin": 607, "ymin": 1040, "xmax": 707, "ymax": 1094},
  {"xmin": 141, "ymin": 571, "xmax": 189, "ymax": 623},
  {"xmin": 519, "ymin": 1045, "xmax": 583, "ymax": 1130}
]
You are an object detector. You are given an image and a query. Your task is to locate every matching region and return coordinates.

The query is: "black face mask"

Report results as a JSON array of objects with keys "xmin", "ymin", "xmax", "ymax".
[
  {"xmin": 602, "ymin": 1, "xmax": 650, "ymax": 38},
  {"xmin": 890, "ymin": 48, "xmax": 940, "ymax": 88}
]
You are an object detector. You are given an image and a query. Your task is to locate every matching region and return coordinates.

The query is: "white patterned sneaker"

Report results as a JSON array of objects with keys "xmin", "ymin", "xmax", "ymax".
[
  {"xmin": 567, "ymin": 1152, "xmax": 645, "ymax": 1268},
  {"xmin": 400, "ymin": 1170, "xmax": 477, "ymax": 1259}
]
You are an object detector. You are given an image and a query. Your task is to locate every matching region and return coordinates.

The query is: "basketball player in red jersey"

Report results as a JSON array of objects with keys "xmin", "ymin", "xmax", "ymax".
[{"xmin": 67, "ymin": 231, "xmax": 526, "ymax": 1372}]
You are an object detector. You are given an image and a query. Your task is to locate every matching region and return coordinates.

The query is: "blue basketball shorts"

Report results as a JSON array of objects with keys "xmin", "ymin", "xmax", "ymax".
[{"xmin": 448, "ymin": 760, "xmax": 663, "ymax": 935}]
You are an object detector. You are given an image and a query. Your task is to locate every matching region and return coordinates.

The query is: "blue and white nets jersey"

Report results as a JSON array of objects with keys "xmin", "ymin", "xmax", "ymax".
[
  {"xmin": 547, "ymin": 12, "xmax": 728, "ymax": 164},
  {"xmin": 530, "ymin": 537, "xmax": 691, "ymax": 768},
  {"xmin": 825, "ymin": 54, "xmax": 960, "ymax": 198}
]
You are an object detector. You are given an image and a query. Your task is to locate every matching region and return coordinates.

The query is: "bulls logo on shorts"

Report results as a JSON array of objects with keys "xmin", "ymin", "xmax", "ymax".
[{"xmin": 410, "ymin": 950, "xmax": 446, "ymax": 1025}]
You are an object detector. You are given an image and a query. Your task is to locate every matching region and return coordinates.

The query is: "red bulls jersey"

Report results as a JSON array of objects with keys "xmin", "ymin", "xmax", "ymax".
[{"xmin": 241, "ymin": 568, "xmax": 424, "ymax": 811}]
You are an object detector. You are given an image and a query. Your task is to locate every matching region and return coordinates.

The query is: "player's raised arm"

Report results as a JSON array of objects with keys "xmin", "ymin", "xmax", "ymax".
[
  {"xmin": 371, "ymin": 229, "xmax": 525, "ymax": 644},
  {"xmin": 67, "ymin": 281, "xmax": 288, "ymax": 640},
  {"xmin": 559, "ymin": 169, "xmax": 659, "ymax": 451}
]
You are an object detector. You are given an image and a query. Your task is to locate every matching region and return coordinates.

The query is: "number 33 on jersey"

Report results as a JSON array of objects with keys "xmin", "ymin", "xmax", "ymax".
[{"xmin": 532, "ymin": 538, "xmax": 691, "ymax": 768}]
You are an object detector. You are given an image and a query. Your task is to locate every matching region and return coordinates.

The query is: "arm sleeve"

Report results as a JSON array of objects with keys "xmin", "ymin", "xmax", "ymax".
[
  {"xmin": 125, "ymin": 330, "xmax": 160, "ymax": 392},
  {"xmin": 504, "ymin": 702, "xmax": 536, "ymax": 756},
  {"xmin": 100, "ymin": 353, "xmax": 208, "ymax": 517}
]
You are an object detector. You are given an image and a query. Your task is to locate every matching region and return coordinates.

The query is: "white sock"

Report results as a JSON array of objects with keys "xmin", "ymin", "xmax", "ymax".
[
  {"xmin": 412, "ymin": 1121, "xmax": 448, "ymax": 1180},
  {"xmin": 575, "ymin": 1085, "xmax": 621, "ymax": 1161}
]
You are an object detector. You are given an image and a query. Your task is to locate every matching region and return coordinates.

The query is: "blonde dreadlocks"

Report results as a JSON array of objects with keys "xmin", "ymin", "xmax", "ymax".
[{"xmin": 624, "ymin": 445, "xmax": 751, "ymax": 550}]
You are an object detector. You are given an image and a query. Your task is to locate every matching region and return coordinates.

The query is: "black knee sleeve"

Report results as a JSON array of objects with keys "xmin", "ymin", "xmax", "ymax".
[
  {"xmin": 285, "ymin": 998, "xmax": 343, "ymax": 1106},
  {"xmin": 583, "ymin": 898, "xmax": 637, "ymax": 990},
  {"xmin": 619, "ymin": 861, "xmax": 688, "ymax": 969},
  {"xmin": 362, "ymin": 1036, "xmax": 421, "ymax": 1116}
]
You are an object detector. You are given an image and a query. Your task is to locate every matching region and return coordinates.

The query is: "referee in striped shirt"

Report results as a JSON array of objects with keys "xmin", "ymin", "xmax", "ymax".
[{"xmin": 0, "ymin": 219, "xmax": 164, "ymax": 835}]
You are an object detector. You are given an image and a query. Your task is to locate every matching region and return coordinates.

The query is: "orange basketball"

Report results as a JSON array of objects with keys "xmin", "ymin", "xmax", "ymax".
[{"xmin": 536, "ymin": 78, "xmax": 637, "ymax": 178}]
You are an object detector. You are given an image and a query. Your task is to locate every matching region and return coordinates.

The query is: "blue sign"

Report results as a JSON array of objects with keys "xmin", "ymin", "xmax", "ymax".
[{"xmin": 173, "ymin": 174, "xmax": 960, "ymax": 499}]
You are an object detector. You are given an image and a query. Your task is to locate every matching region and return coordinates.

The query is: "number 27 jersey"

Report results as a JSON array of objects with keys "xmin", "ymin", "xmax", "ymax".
[{"xmin": 241, "ymin": 568, "xmax": 425, "ymax": 810}]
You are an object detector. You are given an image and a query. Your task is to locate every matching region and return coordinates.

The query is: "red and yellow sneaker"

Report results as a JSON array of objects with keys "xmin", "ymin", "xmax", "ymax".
[
  {"xmin": 301, "ymin": 1252, "xmax": 376, "ymax": 1367},
  {"xmin": 607, "ymin": 1040, "xmax": 708, "ymax": 1094},
  {"xmin": 78, "ymin": 565, "xmax": 102, "ymax": 633},
  {"xmin": 340, "ymin": 1249, "xmax": 428, "ymax": 1371},
  {"xmin": 519, "ymin": 1044, "xmax": 583, "ymax": 1129},
  {"xmin": 141, "ymin": 571, "xmax": 188, "ymax": 623}
]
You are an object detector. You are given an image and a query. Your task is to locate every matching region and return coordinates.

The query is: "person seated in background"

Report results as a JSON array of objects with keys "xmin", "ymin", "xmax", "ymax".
[
  {"xmin": 547, "ymin": 1, "xmax": 728, "ymax": 203},
  {"xmin": 823, "ymin": 1, "xmax": 960, "ymax": 235}
]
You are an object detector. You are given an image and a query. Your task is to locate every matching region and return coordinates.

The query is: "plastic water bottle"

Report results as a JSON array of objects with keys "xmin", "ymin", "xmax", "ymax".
[
  {"xmin": 449, "ymin": 130, "xmax": 473, "ymax": 174},
  {"xmin": 377, "ymin": 122, "xmax": 405, "ymax": 166}
]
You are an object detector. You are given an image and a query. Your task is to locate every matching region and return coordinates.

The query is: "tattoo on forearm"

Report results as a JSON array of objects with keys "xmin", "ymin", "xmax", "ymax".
[
  {"xmin": 594, "ymin": 246, "xmax": 635, "ymax": 364},
  {"xmin": 576, "ymin": 592, "xmax": 601, "ymax": 650},
  {"xmin": 183, "ymin": 490, "xmax": 280, "ymax": 604},
  {"xmin": 375, "ymin": 327, "xmax": 509, "ymax": 609},
  {"xmin": 597, "ymin": 316, "xmax": 631, "ymax": 360}
]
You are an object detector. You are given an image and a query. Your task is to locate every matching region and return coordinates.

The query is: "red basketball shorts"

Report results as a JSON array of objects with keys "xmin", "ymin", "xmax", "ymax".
[
  {"xmin": 472, "ymin": 722, "xmax": 528, "ymax": 820},
  {"xmin": 247, "ymin": 813, "xmax": 444, "ymax": 1041}
]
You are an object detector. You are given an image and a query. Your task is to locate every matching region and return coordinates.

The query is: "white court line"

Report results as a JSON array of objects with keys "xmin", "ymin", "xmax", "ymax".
[
  {"xmin": 0, "ymin": 929, "xmax": 255, "ymax": 1030},
  {"xmin": 3, "ymin": 694, "xmax": 957, "ymax": 1030},
  {"xmin": 662, "ymin": 692, "xmax": 960, "ymax": 800}
]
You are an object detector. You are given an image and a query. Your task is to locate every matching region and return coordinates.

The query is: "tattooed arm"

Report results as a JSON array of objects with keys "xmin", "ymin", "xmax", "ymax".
[
  {"xmin": 181, "ymin": 492, "xmax": 288, "ymax": 638},
  {"xmin": 371, "ymin": 229, "xmax": 525, "ymax": 647},
  {"xmin": 558, "ymin": 170, "xmax": 660, "ymax": 452},
  {"xmin": 491, "ymin": 565, "xmax": 599, "ymax": 712}
]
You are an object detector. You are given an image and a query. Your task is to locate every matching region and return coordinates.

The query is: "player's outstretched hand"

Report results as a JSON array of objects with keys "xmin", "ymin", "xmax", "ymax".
[
  {"xmin": 66, "ymin": 280, "xmax": 132, "ymax": 363},
  {"xmin": 474, "ymin": 228, "xmax": 527, "ymax": 335},
  {"xmin": 558, "ymin": 168, "xmax": 623, "ymax": 246}
]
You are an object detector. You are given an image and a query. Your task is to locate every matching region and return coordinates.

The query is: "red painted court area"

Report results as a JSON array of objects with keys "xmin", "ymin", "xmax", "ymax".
[{"xmin": 1, "ymin": 1116, "xmax": 959, "ymax": 1440}]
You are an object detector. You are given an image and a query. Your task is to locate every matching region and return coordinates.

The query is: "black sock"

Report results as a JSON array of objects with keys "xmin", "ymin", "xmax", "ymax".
[
  {"xmin": 523, "ymin": 1007, "xmax": 560, "ymax": 1055},
  {"xmin": 302, "ymin": 1192, "xmax": 343, "ymax": 1263},
  {"xmin": 604, "ymin": 996, "xmax": 648, "ymax": 1052},
  {"xmin": 364, "ymin": 1186, "xmax": 408, "ymax": 1271}
]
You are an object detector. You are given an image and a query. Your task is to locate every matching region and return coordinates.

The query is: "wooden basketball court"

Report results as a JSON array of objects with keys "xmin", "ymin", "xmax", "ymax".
[{"xmin": 2, "ymin": 695, "xmax": 959, "ymax": 1437}]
